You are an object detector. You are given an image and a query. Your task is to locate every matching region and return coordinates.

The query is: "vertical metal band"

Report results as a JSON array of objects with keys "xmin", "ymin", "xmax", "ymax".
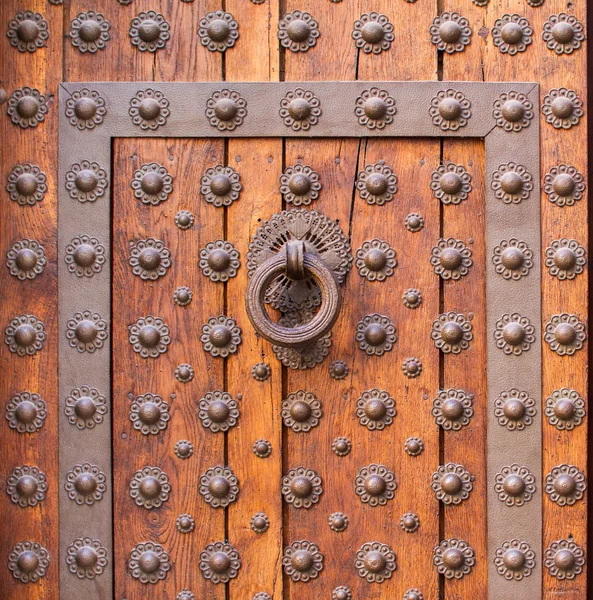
[
  {"xmin": 485, "ymin": 84, "xmax": 541, "ymax": 600},
  {"xmin": 58, "ymin": 85, "xmax": 113, "ymax": 599}
]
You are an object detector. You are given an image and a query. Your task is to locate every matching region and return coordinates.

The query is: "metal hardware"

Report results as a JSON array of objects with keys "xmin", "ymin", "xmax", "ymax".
[
  {"xmin": 7, "ymin": 541, "xmax": 49, "ymax": 583},
  {"xmin": 174, "ymin": 440, "xmax": 193, "ymax": 459},
  {"xmin": 175, "ymin": 363, "xmax": 194, "ymax": 383},
  {"xmin": 198, "ymin": 11, "xmax": 239, "ymax": 53},
  {"xmin": 280, "ymin": 164, "xmax": 321, "ymax": 206},
  {"xmin": 332, "ymin": 436, "xmax": 351, "ymax": 457},
  {"xmin": 356, "ymin": 162, "xmax": 398, "ymax": 205},
  {"xmin": 129, "ymin": 466, "xmax": 170, "ymax": 509},
  {"xmin": 129, "ymin": 89, "xmax": 169, "ymax": 130},
  {"xmin": 69, "ymin": 11, "xmax": 110, "ymax": 54},
  {"xmin": 405, "ymin": 437, "xmax": 424, "ymax": 457},
  {"xmin": 128, "ymin": 541, "xmax": 170, "ymax": 583},
  {"xmin": 128, "ymin": 315, "xmax": 170, "ymax": 358},
  {"xmin": 431, "ymin": 463, "xmax": 473, "ymax": 504},
  {"xmin": 201, "ymin": 165, "xmax": 241, "ymax": 207},
  {"xmin": 280, "ymin": 88, "xmax": 321, "ymax": 131},
  {"xmin": 355, "ymin": 541, "xmax": 396, "ymax": 582},
  {"xmin": 66, "ymin": 538, "xmax": 108, "ymax": 579},
  {"xmin": 430, "ymin": 13, "xmax": 471, "ymax": 53},
  {"xmin": 129, "ymin": 11, "xmax": 170, "ymax": 53},
  {"xmin": 494, "ymin": 389, "xmax": 536, "ymax": 430},
  {"xmin": 543, "ymin": 87, "xmax": 583, "ymax": 129},
  {"xmin": 129, "ymin": 238, "xmax": 171, "ymax": 280},
  {"xmin": 251, "ymin": 362, "xmax": 271, "ymax": 381},
  {"xmin": 492, "ymin": 239, "xmax": 533, "ymax": 280},
  {"xmin": 253, "ymin": 439, "xmax": 272, "ymax": 458},
  {"xmin": 64, "ymin": 386, "xmax": 107, "ymax": 429},
  {"xmin": 494, "ymin": 464, "xmax": 536, "ymax": 506},
  {"xmin": 206, "ymin": 90, "xmax": 247, "ymax": 131},
  {"xmin": 6, "ymin": 392, "xmax": 47, "ymax": 432},
  {"xmin": 173, "ymin": 286, "xmax": 192, "ymax": 306},
  {"xmin": 7, "ymin": 164, "xmax": 47, "ymax": 206},
  {"xmin": 430, "ymin": 162, "xmax": 471, "ymax": 205},
  {"xmin": 355, "ymin": 88, "xmax": 396, "ymax": 130},
  {"xmin": 65, "ymin": 89, "xmax": 105, "ymax": 130},
  {"xmin": 544, "ymin": 165, "xmax": 585, "ymax": 206},
  {"xmin": 199, "ymin": 541, "xmax": 241, "ymax": 582},
  {"xmin": 430, "ymin": 238, "xmax": 472, "ymax": 280},
  {"xmin": 432, "ymin": 389, "xmax": 474, "ymax": 430},
  {"xmin": 544, "ymin": 388, "xmax": 586, "ymax": 430},
  {"xmin": 250, "ymin": 512, "xmax": 270, "ymax": 534},
  {"xmin": 282, "ymin": 540, "xmax": 323, "ymax": 581},
  {"xmin": 545, "ymin": 465, "xmax": 586, "ymax": 506},
  {"xmin": 356, "ymin": 313, "xmax": 397, "ymax": 355},
  {"xmin": 328, "ymin": 512, "xmax": 349, "ymax": 532},
  {"xmin": 329, "ymin": 360, "xmax": 348, "ymax": 380},
  {"xmin": 129, "ymin": 393, "xmax": 170, "ymax": 435},
  {"xmin": 176, "ymin": 514, "xmax": 195, "ymax": 534},
  {"xmin": 132, "ymin": 162, "xmax": 173, "ymax": 205},
  {"xmin": 494, "ymin": 540, "xmax": 535, "ymax": 580},
  {"xmin": 491, "ymin": 162, "xmax": 533, "ymax": 204},
  {"xmin": 544, "ymin": 239, "xmax": 586, "ymax": 280},
  {"xmin": 431, "ymin": 312, "xmax": 472, "ymax": 354},
  {"xmin": 282, "ymin": 467, "xmax": 322, "ymax": 508},
  {"xmin": 356, "ymin": 389, "xmax": 396, "ymax": 430},
  {"xmin": 352, "ymin": 13, "xmax": 394, "ymax": 54},
  {"xmin": 200, "ymin": 466, "xmax": 239, "ymax": 508},
  {"xmin": 433, "ymin": 539, "xmax": 475, "ymax": 579},
  {"xmin": 544, "ymin": 313, "xmax": 586, "ymax": 355},
  {"xmin": 492, "ymin": 15, "xmax": 532, "ymax": 55},
  {"xmin": 198, "ymin": 391, "xmax": 239, "ymax": 432},
  {"xmin": 278, "ymin": 11, "xmax": 319, "ymax": 53},
  {"xmin": 430, "ymin": 89, "xmax": 471, "ymax": 131},
  {"xmin": 6, "ymin": 465, "xmax": 47, "ymax": 507},
  {"xmin": 5, "ymin": 314, "xmax": 46, "ymax": 356},
  {"xmin": 6, "ymin": 239, "xmax": 46, "ymax": 280},
  {"xmin": 544, "ymin": 539, "xmax": 585, "ymax": 580},
  {"xmin": 492, "ymin": 91, "xmax": 534, "ymax": 132},
  {"xmin": 7, "ymin": 87, "xmax": 48, "ymax": 128},
  {"xmin": 355, "ymin": 464, "xmax": 396, "ymax": 506},
  {"xmin": 8, "ymin": 11, "xmax": 49, "ymax": 53},
  {"xmin": 281, "ymin": 390, "xmax": 321, "ymax": 432},
  {"xmin": 333, "ymin": 587, "xmax": 352, "ymax": 600},
  {"xmin": 400, "ymin": 512, "xmax": 420, "ymax": 533},
  {"xmin": 355, "ymin": 239, "xmax": 396, "ymax": 280}
]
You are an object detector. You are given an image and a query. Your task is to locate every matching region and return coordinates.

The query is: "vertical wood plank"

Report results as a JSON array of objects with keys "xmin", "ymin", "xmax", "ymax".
[
  {"xmin": 225, "ymin": 1, "xmax": 284, "ymax": 599},
  {"xmin": 441, "ymin": 2, "xmax": 488, "ymax": 598},
  {"xmin": 0, "ymin": 1, "xmax": 62, "ymax": 599}
]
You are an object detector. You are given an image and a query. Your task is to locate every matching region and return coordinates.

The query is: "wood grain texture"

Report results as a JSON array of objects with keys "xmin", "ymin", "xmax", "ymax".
[
  {"xmin": 0, "ymin": 1, "xmax": 62, "ymax": 599},
  {"xmin": 224, "ymin": 2, "xmax": 284, "ymax": 599}
]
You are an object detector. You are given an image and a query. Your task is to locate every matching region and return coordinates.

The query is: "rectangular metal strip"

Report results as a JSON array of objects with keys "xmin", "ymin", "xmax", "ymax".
[{"xmin": 57, "ymin": 80, "xmax": 540, "ymax": 600}]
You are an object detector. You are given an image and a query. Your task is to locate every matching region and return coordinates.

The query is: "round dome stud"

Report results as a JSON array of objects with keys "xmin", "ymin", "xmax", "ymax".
[
  {"xmin": 355, "ymin": 239, "xmax": 397, "ymax": 281},
  {"xmin": 7, "ymin": 164, "xmax": 47, "ymax": 206},
  {"xmin": 253, "ymin": 439, "xmax": 272, "ymax": 458},
  {"xmin": 250, "ymin": 512, "xmax": 270, "ymax": 534},
  {"xmin": 176, "ymin": 514, "xmax": 195, "ymax": 534},
  {"xmin": 491, "ymin": 162, "xmax": 533, "ymax": 204},
  {"xmin": 494, "ymin": 464, "xmax": 536, "ymax": 506},
  {"xmin": 5, "ymin": 314, "xmax": 46, "ymax": 357},
  {"xmin": 7, "ymin": 11, "xmax": 49, "ymax": 53},
  {"xmin": 129, "ymin": 466, "xmax": 170, "ymax": 509},
  {"xmin": 545, "ymin": 464, "xmax": 586, "ymax": 506},
  {"xmin": 333, "ymin": 586, "xmax": 353, "ymax": 600},
  {"xmin": 494, "ymin": 313, "xmax": 535, "ymax": 356},
  {"xmin": 432, "ymin": 388, "xmax": 474, "ymax": 431},
  {"xmin": 430, "ymin": 12, "xmax": 472, "ymax": 53},
  {"xmin": 70, "ymin": 11, "xmax": 110, "ymax": 53},
  {"xmin": 199, "ymin": 541, "xmax": 241, "ymax": 583},
  {"xmin": 201, "ymin": 165, "xmax": 242, "ymax": 207},
  {"xmin": 129, "ymin": 89, "xmax": 170, "ymax": 130},
  {"xmin": 174, "ymin": 440, "xmax": 194, "ymax": 460},
  {"xmin": 131, "ymin": 162, "xmax": 173, "ymax": 206},
  {"xmin": 278, "ymin": 10, "xmax": 319, "ymax": 53},
  {"xmin": 431, "ymin": 312, "xmax": 472, "ymax": 354},
  {"xmin": 200, "ymin": 316, "xmax": 242, "ymax": 358},
  {"xmin": 175, "ymin": 363, "xmax": 194, "ymax": 384},
  {"xmin": 544, "ymin": 539, "xmax": 585, "ymax": 580},
  {"xmin": 280, "ymin": 164, "xmax": 321, "ymax": 206},
  {"xmin": 356, "ymin": 162, "xmax": 398, "ymax": 206},
  {"xmin": 400, "ymin": 512, "xmax": 420, "ymax": 534},
  {"xmin": 65, "ymin": 88, "xmax": 106, "ymax": 130},
  {"xmin": 543, "ymin": 13, "xmax": 584, "ymax": 55},
  {"xmin": 355, "ymin": 88, "xmax": 397, "ymax": 130},
  {"xmin": 282, "ymin": 540, "xmax": 323, "ymax": 582},
  {"xmin": 130, "ymin": 11, "xmax": 170, "ymax": 52},
  {"xmin": 328, "ymin": 512, "xmax": 349, "ymax": 533},
  {"xmin": 356, "ymin": 313, "xmax": 397, "ymax": 356},
  {"xmin": 432, "ymin": 463, "xmax": 473, "ymax": 504},
  {"xmin": 64, "ymin": 386, "xmax": 107, "ymax": 429},
  {"xmin": 129, "ymin": 393, "xmax": 170, "ymax": 435},
  {"xmin": 6, "ymin": 465, "xmax": 47, "ymax": 507},
  {"xmin": 492, "ymin": 14, "xmax": 532, "ymax": 55},
  {"xmin": 6, "ymin": 238, "xmax": 47, "ymax": 281},
  {"xmin": 542, "ymin": 87, "xmax": 583, "ymax": 130},
  {"xmin": 206, "ymin": 89, "xmax": 247, "ymax": 131},
  {"xmin": 198, "ymin": 11, "xmax": 239, "ymax": 53},
  {"xmin": 129, "ymin": 238, "xmax": 171, "ymax": 281},
  {"xmin": 493, "ymin": 91, "xmax": 534, "ymax": 132},
  {"xmin": 128, "ymin": 315, "xmax": 171, "ymax": 359},
  {"xmin": 64, "ymin": 235, "xmax": 106, "ymax": 277},
  {"xmin": 402, "ymin": 288, "xmax": 423, "ymax": 310},
  {"xmin": 66, "ymin": 311, "xmax": 108, "ymax": 353},
  {"xmin": 282, "ymin": 467, "xmax": 322, "ymax": 509},
  {"xmin": 8, "ymin": 541, "xmax": 50, "ymax": 583},
  {"xmin": 356, "ymin": 389, "xmax": 396, "ymax": 431},
  {"xmin": 405, "ymin": 213, "xmax": 424, "ymax": 232},
  {"xmin": 332, "ymin": 436, "xmax": 351, "ymax": 457},
  {"xmin": 355, "ymin": 541, "xmax": 397, "ymax": 583},
  {"xmin": 7, "ymin": 87, "xmax": 48, "ymax": 128},
  {"xmin": 431, "ymin": 163, "xmax": 472, "ymax": 205},
  {"xmin": 352, "ymin": 12, "xmax": 394, "ymax": 54},
  {"xmin": 129, "ymin": 541, "xmax": 170, "ymax": 584},
  {"xmin": 281, "ymin": 390, "xmax": 322, "ymax": 433},
  {"xmin": 199, "ymin": 240, "xmax": 240, "ymax": 282},
  {"xmin": 279, "ymin": 88, "xmax": 321, "ymax": 131},
  {"xmin": 492, "ymin": 238, "xmax": 533, "ymax": 280},
  {"xmin": 430, "ymin": 89, "xmax": 471, "ymax": 131},
  {"xmin": 200, "ymin": 466, "xmax": 239, "ymax": 508},
  {"xmin": 494, "ymin": 389, "xmax": 536, "ymax": 431},
  {"xmin": 6, "ymin": 391, "xmax": 48, "ymax": 433},
  {"xmin": 433, "ymin": 539, "xmax": 475, "ymax": 579},
  {"xmin": 355, "ymin": 463, "xmax": 396, "ymax": 506},
  {"xmin": 545, "ymin": 239, "xmax": 586, "ymax": 280},
  {"xmin": 431, "ymin": 238, "xmax": 472, "ymax": 280},
  {"xmin": 65, "ymin": 463, "xmax": 106, "ymax": 505},
  {"xmin": 545, "ymin": 388, "xmax": 585, "ymax": 431},
  {"xmin": 544, "ymin": 313, "xmax": 586, "ymax": 356},
  {"xmin": 175, "ymin": 210, "xmax": 194, "ymax": 230},
  {"xmin": 198, "ymin": 390, "xmax": 240, "ymax": 433},
  {"xmin": 251, "ymin": 362, "xmax": 271, "ymax": 382},
  {"xmin": 66, "ymin": 538, "xmax": 108, "ymax": 579},
  {"xmin": 544, "ymin": 164, "xmax": 585, "ymax": 207},
  {"xmin": 405, "ymin": 436, "xmax": 424, "ymax": 457}
]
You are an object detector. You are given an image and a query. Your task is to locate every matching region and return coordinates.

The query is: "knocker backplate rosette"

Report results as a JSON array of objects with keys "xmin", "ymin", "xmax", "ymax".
[{"xmin": 57, "ymin": 80, "xmax": 540, "ymax": 600}]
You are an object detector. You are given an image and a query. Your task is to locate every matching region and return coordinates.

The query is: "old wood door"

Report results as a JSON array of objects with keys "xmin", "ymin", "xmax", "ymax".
[{"xmin": 0, "ymin": 2, "xmax": 588, "ymax": 600}]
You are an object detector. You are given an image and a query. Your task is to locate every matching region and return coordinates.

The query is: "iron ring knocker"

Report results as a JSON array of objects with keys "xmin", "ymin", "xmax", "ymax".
[{"xmin": 246, "ymin": 241, "xmax": 342, "ymax": 349}]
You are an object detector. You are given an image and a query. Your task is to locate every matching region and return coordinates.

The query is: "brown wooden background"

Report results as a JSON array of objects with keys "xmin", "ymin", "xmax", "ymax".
[{"xmin": 0, "ymin": 1, "xmax": 587, "ymax": 599}]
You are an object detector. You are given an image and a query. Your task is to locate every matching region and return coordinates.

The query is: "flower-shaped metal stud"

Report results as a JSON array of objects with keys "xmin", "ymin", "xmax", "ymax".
[
  {"xmin": 198, "ymin": 391, "xmax": 239, "ymax": 432},
  {"xmin": 494, "ymin": 389, "xmax": 536, "ymax": 431},
  {"xmin": 430, "ymin": 13, "xmax": 471, "ymax": 53},
  {"xmin": 491, "ymin": 162, "xmax": 533, "ymax": 204},
  {"xmin": 355, "ymin": 541, "xmax": 396, "ymax": 583},
  {"xmin": 175, "ymin": 514, "xmax": 196, "ymax": 533},
  {"xmin": 356, "ymin": 313, "xmax": 397, "ymax": 356},
  {"xmin": 129, "ymin": 238, "xmax": 171, "ymax": 281},
  {"xmin": 355, "ymin": 464, "xmax": 396, "ymax": 506},
  {"xmin": 333, "ymin": 587, "xmax": 352, "ymax": 600},
  {"xmin": 131, "ymin": 162, "xmax": 173, "ymax": 206},
  {"xmin": 494, "ymin": 313, "xmax": 535, "ymax": 355},
  {"xmin": 199, "ymin": 466, "xmax": 239, "ymax": 508},
  {"xmin": 495, "ymin": 464, "xmax": 536, "ymax": 506},
  {"xmin": 199, "ymin": 11, "xmax": 239, "ymax": 52},
  {"xmin": 280, "ymin": 88, "xmax": 321, "ymax": 131},
  {"xmin": 404, "ymin": 590, "xmax": 424, "ymax": 600},
  {"xmin": 545, "ymin": 465, "xmax": 586, "ymax": 506},
  {"xmin": 492, "ymin": 239, "xmax": 533, "ymax": 280},
  {"xmin": 545, "ymin": 238, "xmax": 586, "ymax": 280},
  {"xmin": 543, "ymin": 14, "xmax": 584, "ymax": 55},
  {"xmin": 177, "ymin": 590, "xmax": 196, "ymax": 600},
  {"xmin": 328, "ymin": 512, "xmax": 349, "ymax": 533},
  {"xmin": 405, "ymin": 213, "xmax": 424, "ymax": 232},
  {"xmin": 492, "ymin": 14, "xmax": 532, "ymax": 55},
  {"xmin": 70, "ymin": 11, "xmax": 110, "ymax": 53},
  {"xmin": 6, "ymin": 465, "xmax": 47, "ymax": 507},
  {"xmin": 429, "ymin": 89, "xmax": 471, "ymax": 131},
  {"xmin": 432, "ymin": 388, "xmax": 473, "ymax": 431},
  {"xmin": 280, "ymin": 164, "xmax": 321, "ymax": 206},
  {"xmin": 6, "ymin": 391, "xmax": 47, "ymax": 433},
  {"xmin": 253, "ymin": 439, "xmax": 272, "ymax": 458},
  {"xmin": 8, "ymin": 541, "xmax": 49, "ymax": 583},
  {"xmin": 495, "ymin": 539, "xmax": 535, "ymax": 580},
  {"xmin": 355, "ymin": 239, "xmax": 396, "ymax": 281},
  {"xmin": 250, "ymin": 512, "xmax": 270, "ymax": 534},
  {"xmin": 278, "ymin": 11, "xmax": 319, "ymax": 52},
  {"xmin": 5, "ymin": 314, "xmax": 46, "ymax": 356},
  {"xmin": 356, "ymin": 162, "xmax": 398, "ymax": 206},
  {"xmin": 175, "ymin": 364, "xmax": 194, "ymax": 383},
  {"xmin": 201, "ymin": 315, "xmax": 241, "ymax": 357},
  {"xmin": 282, "ymin": 540, "xmax": 323, "ymax": 582},
  {"xmin": 129, "ymin": 541, "xmax": 170, "ymax": 584},
  {"xmin": 252, "ymin": 362, "xmax": 271, "ymax": 381},
  {"xmin": 405, "ymin": 437, "xmax": 424, "ymax": 457},
  {"xmin": 66, "ymin": 538, "xmax": 108, "ymax": 579},
  {"xmin": 493, "ymin": 91, "xmax": 534, "ymax": 132},
  {"xmin": 432, "ymin": 463, "xmax": 473, "ymax": 505},
  {"xmin": 433, "ymin": 539, "xmax": 475, "ymax": 579},
  {"xmin": 355, "ymin": 88, "xmax": 396, "ymax": 130},
  {"xmin": 328, "ymin": 361, "xmax": 348, "ymax": 381},
  {"xmin": 544, "ymin": 165, "xmax": 585, "ymax": 207},
  {"xmin": 64, "ymin": 386, "xmax": 107, "ymax": 430},
  {"xmin": 430, "ymin": 163, "xmax": 471, "ymax": 205},
  {"xmin": 130, "ymin": 466, "xmax": 170, "ymax": 509},
  {"xmin": 199, "ymin": 240, "xmax": 240, "ymax": 282},
  {"xmin": 199, "ymin": 542, "xmax": 241, "ymax": 583},
  {"xmin": 431, "ymin": 312, "xmax": 472, "ymax": 354},
  {"xmin": 173, "ymin": 286, "xmax": 192, "ymax": 307},
  {"xmin": 129, "ymin": 393, "xmax": 170, "ymax": 435},
  {"xmin": 65, "ymin": 463, "xmax": 106, "ymax": 505},
  {"xmin": 544, "ymin": 539, "xmax": 585, "ymax": 580},
  {"xmin": 544, "ymin": 313, "xmax": 585, "ymax": 356},
  {"xmin": 430, "ymin": 238, "xmax": 472, "ymax": 280},
  {"xmin": 542, "ymin": 88, "xmax": 583, "ymax": 130},
  {"xmin": 65, "ymin": 89, "xmax": 106, "ymax": 130},
  {"xmin": 281, "ymin": 390, "xmax": 321, "ymax": 432},
  {"xmin": 7, "ymin": 87, "xmax": 48, "ymax": 128},
  {"xmin": 545, "ymin": 388, "xmax": 585, "ymax": 431},
  {"xmin": 66, "ymin": 311, "xmax": 107, "ymax": 353},
  {"xmin": 65, "ymin": 160, "xmax": 108, "ymax": 203},
  {"xmin": 129, "ymin": 89, "xmax": 169, "ymax": 130},
  {"xmin": 129, "ymin": 11, "xmax": 170, "ymax": 53},
  {"xmin": 6, "ymin": 239, "xmax": 46, "ymax": 280},
  {"xmin": 206, "ymin": 89, "xmax": 247, "ymax": 131},
  {"xmin": 352, "ymin": 12, "xmax": 394, "ymax": 54},
  {"xmin": 400, "ymin": 513, "xmax": 420, "ymax": 534},
  {"xmin": 7, "ymin": 164, "xmax": 47, "ymax": 206},
  {"xmin": 402, "ymin": 357, "xmax": 422, "ymax": 378},
  {"xmin": 128, "ymin": 315, "xmax": 171, "ymax": 358},
  {"xmin": 201, "ymin": 165, "xmax": 242, "ymax": 207},
  {"xmin": 403, "ymin": 288, "xmax": 422, "ymax": 309},
  {"xmin": 282, "ymin": 467, "xmax": 322, "ymax": 508},
  {"xmin": 64, "ymin": 235, "xmax": 106, "ymax": 278},
  {"xmin": 332, "ymin": 436, "xmax": 351, "ymax": 457},
  {"xmin": 7, "ymin": 11, "xmax": 49, "ymax": 53},
  {"xmin": 174, "ymin": 440, "xmax": 193, "ymax": 460},
  {"xmin": 356, "ymin": 389, "xmax": 396, "ymax": 430}
]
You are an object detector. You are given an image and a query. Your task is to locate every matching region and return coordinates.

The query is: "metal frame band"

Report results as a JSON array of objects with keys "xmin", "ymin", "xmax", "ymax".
[{"xmin": 57, "ymin": 80, "xmax": 540, "ymax": 599}]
